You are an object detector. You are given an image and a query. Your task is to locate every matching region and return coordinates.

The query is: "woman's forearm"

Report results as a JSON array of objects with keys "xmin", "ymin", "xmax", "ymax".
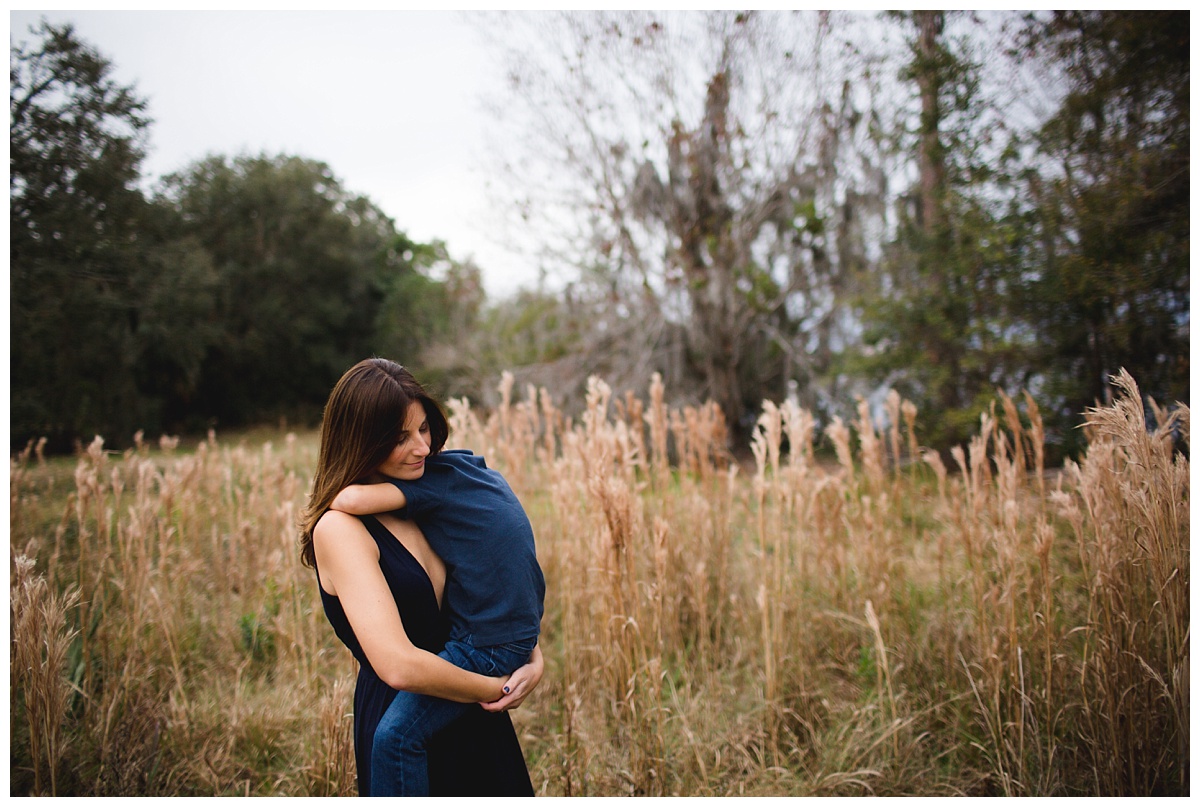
[{"xmin": 375, "ymin": 644, "xmax": 505, "ymax": 703}]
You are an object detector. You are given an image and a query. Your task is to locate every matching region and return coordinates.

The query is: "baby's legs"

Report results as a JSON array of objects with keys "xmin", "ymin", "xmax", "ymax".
[
  {"xmin": 443, "ymin": 637, "xmax": 537, "ymax": 679},
  {"xmin": 369, "ymin": 687, "xmax": 466, "ymax": 796},
  {"xmin": 369, "ymin": 640, "xmax": 533, "ymax": 796}
]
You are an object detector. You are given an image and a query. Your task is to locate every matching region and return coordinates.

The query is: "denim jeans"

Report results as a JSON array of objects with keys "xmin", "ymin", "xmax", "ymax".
[{"xmin": 369, "ymin": 636, "xmax": 537, "ymax": 796}]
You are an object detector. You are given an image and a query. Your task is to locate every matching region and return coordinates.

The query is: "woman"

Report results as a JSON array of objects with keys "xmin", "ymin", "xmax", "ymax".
[{"xmin": 300, "ymin": 358, "xmax": 543, "ymax": 796}]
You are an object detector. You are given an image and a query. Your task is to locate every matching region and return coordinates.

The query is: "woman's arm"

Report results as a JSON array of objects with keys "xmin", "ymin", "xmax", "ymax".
[
  {"xmin": 330, "ymin": 482, "xmax": 407, "ymax": 515},
  {"xmin": 314, "ymin": 510, "xmax": 505, "ymax": 703},
  {"xmin": 479, "ymin": 643, "xmax": 544, "ymax": 712}
]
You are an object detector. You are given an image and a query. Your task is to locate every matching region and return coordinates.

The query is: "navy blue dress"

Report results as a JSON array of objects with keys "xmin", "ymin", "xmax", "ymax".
[{"xmin": 316, "ymin": 514, "xmax": 535, "ymax": 796}]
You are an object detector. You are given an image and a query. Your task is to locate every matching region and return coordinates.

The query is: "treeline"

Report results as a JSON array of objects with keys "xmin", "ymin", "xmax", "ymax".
[
  {"xmin": 11, "ymin": 13, "xmax": 1190, "ymax": 459},
  {"xmin": 11, "ymin": 22, "xmax": 489, "ymax": 451}
]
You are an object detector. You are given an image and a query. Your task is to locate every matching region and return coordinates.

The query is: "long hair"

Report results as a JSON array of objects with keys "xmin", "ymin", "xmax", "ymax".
[{"xmin": 299, "ymin": 358, "xmax": 449, "ymax": 568}]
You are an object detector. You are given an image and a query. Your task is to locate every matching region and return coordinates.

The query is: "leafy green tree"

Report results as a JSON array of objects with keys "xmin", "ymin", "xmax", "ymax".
[
  {"xmin": 1019, "ymin": 11, "xmax": 1189, "ymax": 447},
  {"xmin": 858, "ymin": 11, "xmax": 1188, "ymax": 457},
  {"xmin": 127, "ymin": 205, "xmax": 222, "ymax": 430},
  {"xmin": 855, "ymin": 12, "xmax": 1035, "ymax": 451},
  {"xmin": 372, "ymin": 234, "xmax": 487, "ymax": 400},
  {"xmin": 10, "ymin": 21, "xmax": 488, "ymax": 444},
  {"xmin": 10, "ymin": 20, "xmax": 157, "ymax": 449},
  {"xmin": 155, "ymin": 154, "xmax": 397, "ymax": 427}
]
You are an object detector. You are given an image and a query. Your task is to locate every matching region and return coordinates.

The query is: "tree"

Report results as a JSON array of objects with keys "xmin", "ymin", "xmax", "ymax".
[
  {"xmin": 854, "ymin": 11, "xmax": 1188, "ymax": 457},
  {"xmin": 372, "ymin": 233, "xmax": 488, "ymax": 401},
  {"xmin": 10, "ymin": 20, "xmax": 156, "ymax": 448},
  {"xmin": 483, "ymin": 11, "xmax": 897, "ymax": 437},
  {"xmin": 126, "ymin": 204, "xmax": 223, "ymax": 431},
  {"xmin": 1019, "ymin": 11, "xmax": 1189, "ymax": 443},
  {"xmin": 853, "ymin": 12, "xmax": 1038, "ymax": 450},
  {"xmin": 155, "ymin": 154, "xmax": 398, "ymax": 427}
]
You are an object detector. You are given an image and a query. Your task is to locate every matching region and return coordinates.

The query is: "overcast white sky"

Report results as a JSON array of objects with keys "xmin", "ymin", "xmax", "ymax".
[{"xmin": 10, "ymin": 8, "xmax": 540, "ymax": 297}]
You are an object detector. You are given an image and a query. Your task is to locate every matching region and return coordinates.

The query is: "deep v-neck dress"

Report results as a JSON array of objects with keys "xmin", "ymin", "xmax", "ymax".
[{"xmin": 316, "ymin": 514, "xmax": 534, "ymax": 796}]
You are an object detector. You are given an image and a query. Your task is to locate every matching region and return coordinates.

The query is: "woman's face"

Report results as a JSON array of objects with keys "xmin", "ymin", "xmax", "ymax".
[{"xmin": 376, "ymin": 400, "xmax": 431, "ymax": 480}]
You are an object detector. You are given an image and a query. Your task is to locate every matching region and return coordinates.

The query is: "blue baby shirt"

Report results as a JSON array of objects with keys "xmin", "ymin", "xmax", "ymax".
[{"xmin": 389, "ymin": 450, "xmax": 545, "ymax": 646}]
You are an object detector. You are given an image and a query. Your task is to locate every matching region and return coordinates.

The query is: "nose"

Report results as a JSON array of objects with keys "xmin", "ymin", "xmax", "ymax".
[{"xmin": 413, "ymin": 433, "xmax": 431, "ymax": 456}]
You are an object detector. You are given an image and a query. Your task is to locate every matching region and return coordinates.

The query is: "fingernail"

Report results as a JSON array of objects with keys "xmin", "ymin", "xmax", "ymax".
[{"xmin": 503, "ymin": 686, "xmax": 510, "ymax": 693}]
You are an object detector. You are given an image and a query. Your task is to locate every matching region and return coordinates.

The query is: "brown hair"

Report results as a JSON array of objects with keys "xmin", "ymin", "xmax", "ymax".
[{"xmin": 299, "ymin": 358, "xmax": 449, "ymax": 567}]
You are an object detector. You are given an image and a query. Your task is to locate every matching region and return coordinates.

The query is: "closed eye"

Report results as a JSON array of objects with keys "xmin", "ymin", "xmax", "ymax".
[{"xmin": 398, "ymin": 420, "xmax": 429, "ymax": 445}]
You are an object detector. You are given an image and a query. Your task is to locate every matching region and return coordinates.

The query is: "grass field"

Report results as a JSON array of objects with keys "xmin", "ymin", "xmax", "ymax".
[{"xmin": 9, "ymin": 370, "xmax": 1189, "ymax": 796}]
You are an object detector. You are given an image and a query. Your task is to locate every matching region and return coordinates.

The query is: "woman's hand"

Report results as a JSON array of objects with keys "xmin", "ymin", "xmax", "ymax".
[{"xmin": 480, "ymin": 644, "xmax": 544, "ymax": 712}]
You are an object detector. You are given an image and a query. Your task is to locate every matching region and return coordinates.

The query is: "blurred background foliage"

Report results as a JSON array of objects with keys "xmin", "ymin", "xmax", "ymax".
[{"xmin": 10, "ymin": 11, "xmax": 1188, "ymax": 460}]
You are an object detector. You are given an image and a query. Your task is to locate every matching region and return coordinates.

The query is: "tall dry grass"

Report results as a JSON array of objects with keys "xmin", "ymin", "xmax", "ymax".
[
  {"xmin": 10, "ymin": 431, "xmax": 353, "ymax": 795},
  {"xmin": 9, "ymin": 370, "xmax": 1188, "ymax": 795}
]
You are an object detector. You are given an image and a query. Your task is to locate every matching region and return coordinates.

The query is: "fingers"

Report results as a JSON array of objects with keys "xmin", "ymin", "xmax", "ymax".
[
  {"xmin": 480, "ymin": 690, "xmax": 518, "ymax": 712},
  {"xmin": 480, "ymin": 673, "xmax": 530, "ymax": 712},
  {"xmin": 479, "ymin": 652, "xmax": 544, "ymax": 713}
]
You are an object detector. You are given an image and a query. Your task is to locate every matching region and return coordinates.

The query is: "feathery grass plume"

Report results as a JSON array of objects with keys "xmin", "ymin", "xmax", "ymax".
[
  {"xmin": 687, "ymin": 401, "xmax": 727, "ymax": 482},
  {"xmin": 493, "ymin": 371, "xmax": 525, "ymax": 482},
  {"xmin": 750, "ymin": 404, "xmax": 778, "ymax": 756},
  {"xmin": 826, "ymin": 416, "xmax": 855, "ymax": 481},
  {"xmin": 1033, "ymin": 516, "xmax": 1058, "ymax": 781},
  {"xmin": 1070, "ymin": 369, "xmax": 1189, "ymax": 794},
  {"xmin": 583, "ymin": 375, "xmax": 613, "ymax": 455},
  {"xmin": 748, "ymin": 403, "xmax": 777, "ymax": 480},
  {"xmin": 581, "ymin": 406, "xmax": 642, "ymax": 713},
  {"xmin": 780, "ymin": 398, "xmax": 815, "ymax": 471},
  {"xmin": 308, "ymin": 674, "xmax": 356, "ymax": 796},
  {"xmin": 646, "ymin": 372, "xmax": 670, "ymax": 491},
  {"xmin": 538, "ymin": 386, "xmax": 560, "ymax": 464},
  {"xmin": 901, "ymin": 400, "xmax": 919, "ymax": 468},
  {"xmin": 885, "ymin": 390, "xmax": 903, "ymax": 474},
  {"xmin": 615, "ymin": 389, "xmax": 648, "ymax": 481},
  {"xmin": 950, "ymin": 444, "xmax": 970, "ymax": 501},
  {"xmin": 500, "ymin": 381, "xmax": 529, "ymax": 478},
  {"xmin": 16, "ymin": 435, "xmax": 48, "ymax": 465},
  {"xmin": 523, "ymin": 385, "xmax": 545, "ymax": 461},
  {"xmin": 967, "ymin": 408, "xmax": 995, "ymax": 508},
  {"xmin": 11, "ymin": 555, "xmax": 80, "ymax": 795},
  {"xmin": 996, "ymin": 389, "xmax": 1027, "ymax": 479},
  {"xmin": 921, "ymin": 449, "xmax": 947, "ymax": 502},
  {"xmin": 445, "ymin": 395, "xmax": 488, "ymax": 455},
  {"xmin": 1022, "ymin": 390, "xmax": 1046, "ymax": 498},
  {"xmin": 497, "ymin": 369, "xmax": 515, "ymax": 437},
  {"xmin": 665, "ymin": 406, "xmax": 685, "ymax": 471},
  {"xmin": 756, "ymin": 401, "xmax": 783, "ymax": 479},
  {"xmin": 856, "ymin": 397, "xmax": 886, "ymax": 494},
  {"xmin": 686, "ymin": 406, "xmax": 705, "ymax": 478}
]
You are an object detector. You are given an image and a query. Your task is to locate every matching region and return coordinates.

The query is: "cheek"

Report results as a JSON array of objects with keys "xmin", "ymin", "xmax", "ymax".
[{"xmin": 378, "ymin": 445, "xmax": 404, "ymax": 472}]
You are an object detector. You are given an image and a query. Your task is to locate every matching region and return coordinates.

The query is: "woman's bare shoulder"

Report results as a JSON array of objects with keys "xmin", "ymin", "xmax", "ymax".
[
  {"xmin": 314, "ymin": 507, "xmax": 363, "ymax": 536},
  {"xmin": 313, "ymin": 510, "xmax": 378, "ymax": 596},
  {"xmin": 313, "ymin": 510, "xmax": 377, "ymax": 561}
]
